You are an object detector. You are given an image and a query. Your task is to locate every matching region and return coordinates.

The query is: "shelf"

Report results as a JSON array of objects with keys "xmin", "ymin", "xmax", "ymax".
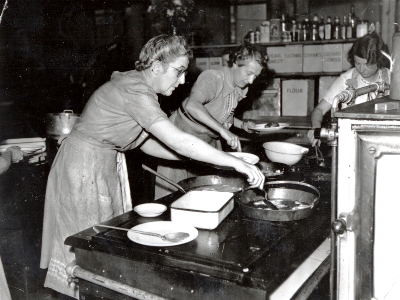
[{"xmin": 190, "ymin": 38, "xmax": 357, "ymax": 50}]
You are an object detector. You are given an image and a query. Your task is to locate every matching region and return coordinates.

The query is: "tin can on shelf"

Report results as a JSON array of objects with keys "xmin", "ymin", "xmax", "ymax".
[
  {"xmin": 356, "ymin": 20, "xmax": 368, "ymax": 38},
  {"xmin": 270, "ymin": 19, "xmax": 281, "ymax": 42}
]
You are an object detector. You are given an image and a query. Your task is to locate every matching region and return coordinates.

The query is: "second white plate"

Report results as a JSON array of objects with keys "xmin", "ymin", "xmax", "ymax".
[
  {"xmin": 248, "ymin": 123, "xmax": 289, "ymax": 132},
  {"xmin": 127, "ymin": 221, "xmax": 198, "ymax": 247},
  {"xmin": 229, "ymin": 152, "xmax": 259, "ymax": 164}
]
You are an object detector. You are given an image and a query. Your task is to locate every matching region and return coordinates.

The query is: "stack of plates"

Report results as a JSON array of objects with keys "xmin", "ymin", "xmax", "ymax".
[{"xmin": 0, "ymin": 137, "xmax": 46, "ymax": 156}]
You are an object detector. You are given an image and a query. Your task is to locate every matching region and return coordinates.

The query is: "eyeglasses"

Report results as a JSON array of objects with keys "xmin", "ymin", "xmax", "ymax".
[{"xmin": 169, "ymin": 65, "xmax": 188, "ymax": 78}]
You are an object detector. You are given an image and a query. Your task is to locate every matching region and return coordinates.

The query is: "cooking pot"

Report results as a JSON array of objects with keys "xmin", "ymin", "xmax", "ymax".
[{"xmin": 46, "ymin": 110, "xmax": 81, "ymax": 139}]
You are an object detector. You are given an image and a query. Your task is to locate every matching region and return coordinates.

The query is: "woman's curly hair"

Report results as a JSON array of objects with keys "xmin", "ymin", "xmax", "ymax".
[
  {"xmin": 228, "ymin": 42, "xmax": 269, "ymax": 68},
  {"xmin": 347, "ymin": 32, "xmax": 387, "ymax": 68},
  {"xmin": 135, "ymin": 34, "xmax": 193, "ymax": 71}
]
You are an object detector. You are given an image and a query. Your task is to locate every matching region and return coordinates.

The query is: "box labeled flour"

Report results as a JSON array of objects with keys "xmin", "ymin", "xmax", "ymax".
[{"xmin": 282, "ymin": 79, "xmax": 315, "ymax": 116}]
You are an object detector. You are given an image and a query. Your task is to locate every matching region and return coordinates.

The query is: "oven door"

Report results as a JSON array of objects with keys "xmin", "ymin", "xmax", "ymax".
[{"xmin": 336, "ymin": 126, "xmax": 400, "ymax": 300}]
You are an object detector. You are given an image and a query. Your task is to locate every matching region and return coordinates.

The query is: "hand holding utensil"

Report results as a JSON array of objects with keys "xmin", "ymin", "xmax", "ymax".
[{"xmin": 93, "ymin": 224, "xmax": 190, "ymax": 243}]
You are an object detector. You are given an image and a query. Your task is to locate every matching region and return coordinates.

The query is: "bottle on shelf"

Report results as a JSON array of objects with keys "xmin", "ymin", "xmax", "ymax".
[
  {"xmin": 291, "ymin": 20, "xmax": 298, "ymax": 42},
  {"xmin": 297, "ymin": 22, "xmax": 303, "ymax": 41},
  {"xmin": 318, "ymin": 16, "xmax": 325, "ymax": 40},
  {"xmin": 348, "ymin": 5, "xmax": 357, "ymax": 38},
  {"xmin": 302, "ymin": 18, "xmax": 309, "ymax": 41},
  {"xmin": 312, "ymin": 15, "xmax": 319, "ymax": 41},
  {"xmin": 325, "ymin": 16, "xmax": 332, "ymax": 40},
  {"xmin": 333, "ymin": 16, "xmax": 341, "ymax": 39},
  {"xmin": 341, "ymin": 16, "xmax": 347, "ymax": 39}
]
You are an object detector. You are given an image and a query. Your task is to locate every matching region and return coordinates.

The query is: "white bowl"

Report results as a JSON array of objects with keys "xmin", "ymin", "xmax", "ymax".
[
  {"xmin": 263, "ymin": 142, "xmax": 309, "ymax": 166},
  {"xmin": 134, "ymin": 203, "xmax": 167, "ymax": 217}
]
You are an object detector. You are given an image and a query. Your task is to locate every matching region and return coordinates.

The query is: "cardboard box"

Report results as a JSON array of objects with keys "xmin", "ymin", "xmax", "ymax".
[
  {"xmin": 195, "ymin": 57, "xmax": 209, "ymax": 71},
  {"xmin": 342, "ymin": 43, "xmax": 353, "ymax": 71},
  {"xmin": 284, "ymin": 45, "xmax": 303, "ymax": 73},
  {"xmin": 245, "ymin": 78, "xmax": 281, "ymax": 118},
  {"xmin": 267, "ymin": 47, "xmax": 285, "ymax": 73},
  {"xmin": 282, "ymin": 79, "xmax": 315, "ymax": 116},
  {"xmin": 318, "ymin": 76, "xmax": 338, "ymax": 102},
  {"xmin": 322, "ymin": 44, "xmax": 343, "ymax": 72},
  {"xmin": 303, "ymin": 45, "xmax": 323, "ymax": 72},
  {"xmin": 209, "ymin": 57, "xmax": 222, "ymax": 69}
]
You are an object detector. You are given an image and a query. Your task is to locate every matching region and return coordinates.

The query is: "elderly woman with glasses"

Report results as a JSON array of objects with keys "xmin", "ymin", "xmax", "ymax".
[
  {"xmin": 40, "ymin": 35, "xmax": 265, "ymax": 299},
  {"xmin": 155, "ymin": 42, "xmax": 269, "ymax": 199}
]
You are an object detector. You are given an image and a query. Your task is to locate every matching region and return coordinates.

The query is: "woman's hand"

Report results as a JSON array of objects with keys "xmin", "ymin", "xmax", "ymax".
[
  {"xmin": 220, "ymin": 128, "xmax": 242, "ymax": 151},
  {"xmin": 233, "ymin": 159, "xmax": 265, "ymax": 189},
  {"xmin": 241, "ymin": 121, "xmax": 255, "ymax": 133},
  {"xmin": 308, "ymin": 129, "xmax": 321, "ymax": 147},
  {"xmin": 6, "ymin": 146, "xmax": 24, "ymax": 163}
]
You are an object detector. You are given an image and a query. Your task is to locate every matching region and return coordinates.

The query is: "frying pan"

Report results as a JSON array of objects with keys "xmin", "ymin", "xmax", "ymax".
[
  {"xmin": 142, "ymin": 164, "xmax": 247, "ymax": 193},
  {"xmin": 235, "ymin": 181, "xmax": 320, "ymax": 221}
]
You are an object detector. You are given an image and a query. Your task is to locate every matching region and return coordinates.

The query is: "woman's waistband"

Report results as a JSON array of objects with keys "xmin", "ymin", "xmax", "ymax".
[{"xmin": 69, "ymin": 130, "xmax": 121, "ymax": 151}]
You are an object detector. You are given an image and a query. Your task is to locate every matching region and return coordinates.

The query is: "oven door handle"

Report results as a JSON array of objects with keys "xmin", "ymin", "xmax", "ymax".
[{"xmin": 332, "ymin": 212, "xmax": 354, "ymax": 234}]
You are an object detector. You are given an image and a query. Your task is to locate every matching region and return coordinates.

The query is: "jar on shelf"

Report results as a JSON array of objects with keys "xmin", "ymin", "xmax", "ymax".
[{"xmin": 356, "ymin": 20, "xmax": 368, "ymax": 38}]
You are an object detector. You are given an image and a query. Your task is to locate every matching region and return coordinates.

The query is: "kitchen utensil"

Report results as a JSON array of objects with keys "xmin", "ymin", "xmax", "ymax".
[
  {"xmin": 142, "ymin": 164, "xmax": 186, "ymax": 194},
  {"xmin": 228, "ymin": 152, "xmax": 259, "ymax": 164},
  {"xmin": 263, "ymin": 142, "xmax": 309, "ymax": 165},
  {"xmin": 46, "ymin": 110, "xmax": 81, "ymax": 141},
  {"xmin": 133, "ymin": 203, "xmax": 167, "ymax": 217},
  {"xmin": 248, "ymin": 123, "xmax": 289, "ymax": 132},
  {"xmin": 93, "ymin": 224, "xmax": 190, "ymax": 243},
  {"xmin": 128, "ymin": 221, "xmax": 198, "ymax": 247},
  {"xmin": 241, "ymin": 186, "xmax": 279, "ymax": 210},
  {"xmin": 235, "ymin": 181, "xmax": 320, "ymax": 221},
  {"xmin": 315, "ymin": 146, "xmax": 326, "ymax": 167}
]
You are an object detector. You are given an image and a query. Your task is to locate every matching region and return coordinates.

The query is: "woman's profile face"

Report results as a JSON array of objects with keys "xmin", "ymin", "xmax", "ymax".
[
  {"xmin": 354, "ymin": 55, "xmax": 378, "ymax": 80},
  {"xmin": 158, "ymin": 56, "xmax": 189, "ymax": 96},
  {"xmin": 232, "ymin": 59, "xmax": 263, "ymax": 88}
]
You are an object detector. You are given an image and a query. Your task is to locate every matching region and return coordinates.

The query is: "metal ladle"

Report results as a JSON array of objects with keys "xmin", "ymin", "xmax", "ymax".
[{"xmin": 93, "ymin": 224, "xmax": 190, "ymax": 243}]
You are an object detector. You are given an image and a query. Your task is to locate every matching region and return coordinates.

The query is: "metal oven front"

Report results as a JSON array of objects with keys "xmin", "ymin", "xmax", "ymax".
[{"xmin": 335, "ymin": 118, "xmax": 400, "ymax": 300}]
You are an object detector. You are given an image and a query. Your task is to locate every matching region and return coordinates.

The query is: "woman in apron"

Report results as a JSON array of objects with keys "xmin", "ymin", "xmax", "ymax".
[
  {"xmin": 155, "ymin": 42, "xmax": 268, "ymax": 199},
  {"xmin": 40, "ymin": 35, "xmax": 265, "ymax": 299}
]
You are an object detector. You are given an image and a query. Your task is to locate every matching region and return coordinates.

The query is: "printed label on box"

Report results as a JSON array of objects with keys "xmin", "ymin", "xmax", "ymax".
[
  {"xmin": 282, "ymin": 79, "xmax": 315, "ymax": 116},
  {"xmin": 209, "ymin": 57, "xmax": 222, "ymax": 70},
  {"xmin": 342, "ymin": 43, "xmax": 353, "ymax": 71},
  {"xmin": 323, "ymin": 44, "xmax": 343, "ymax": 72},
  {"xmin": 303, "ymin": 45, "xmax": 323, "ymax": 73},
  {"xmin": 196, "ymin": 57, "xmax": 209, "ymax": 71},
  {"xmin": 285, "ymin": 45, "xmax": 303, "ymax": 73},
  {"xmin": 267, "ymin": 47, "xmax": 285, "ymax": 73}
]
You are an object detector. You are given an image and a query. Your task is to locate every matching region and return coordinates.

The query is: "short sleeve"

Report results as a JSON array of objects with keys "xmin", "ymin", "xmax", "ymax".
[
  {"xmin": 190, "ymin": 70, "xmax": 222, "ymax": 104},
  {"xmin": 322, "ymin": 71, "xmax": 350, "ymax": 105},
  {"xmin": 123, "ymin": 88, "xmax": 168, "ymax": 131}
]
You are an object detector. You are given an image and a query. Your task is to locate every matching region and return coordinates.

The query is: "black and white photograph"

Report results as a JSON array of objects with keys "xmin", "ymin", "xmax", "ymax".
[{"xmin": 0, "ymin": 0, "xmax": 398, "ymax": 299}]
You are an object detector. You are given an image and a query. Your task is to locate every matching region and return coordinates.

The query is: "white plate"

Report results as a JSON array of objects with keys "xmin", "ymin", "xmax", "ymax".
[
  {"xmin": 127, "ymin": 221, "xmax": 198, "ymax": 247},
  {"xmin": 248, "ymin": 123, "xmax": 289, "ymax": 132},
  {"xmin": 229, "ymin": 152, "xmax": 259, "ymax": 164}
]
